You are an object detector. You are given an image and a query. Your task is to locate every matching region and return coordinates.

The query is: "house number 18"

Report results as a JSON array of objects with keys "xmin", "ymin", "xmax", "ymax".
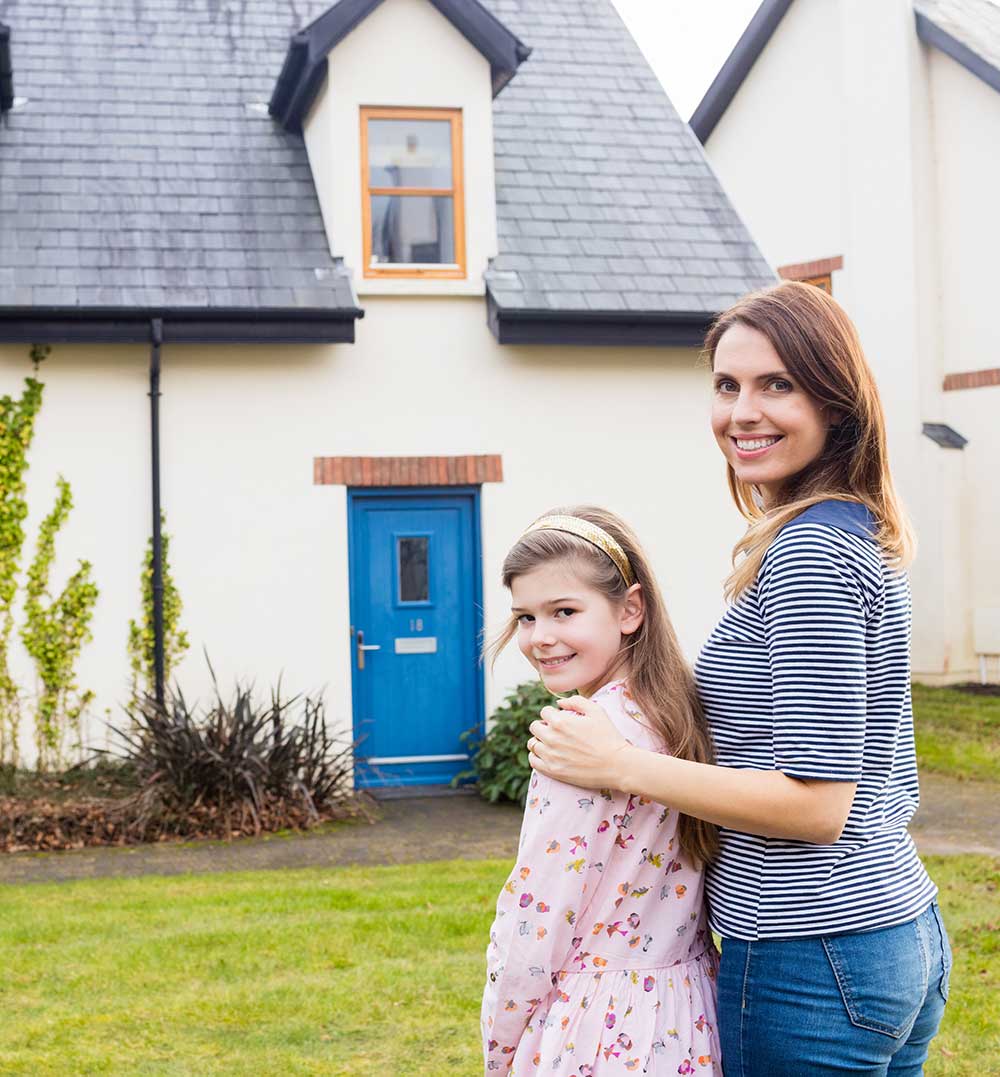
[{"xmin": 409, "ymin": 618, "xmax": 424, "ymax": 632}]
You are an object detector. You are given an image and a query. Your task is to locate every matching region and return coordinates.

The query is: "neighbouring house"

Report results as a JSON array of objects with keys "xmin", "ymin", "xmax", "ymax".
[
  {"xmin": 691, "ymin": 0, "xmax": 1000, "ymax": 683},
  {"xmin": 0, "ymin": 0, "xmax": 773, "ymax": 781}
]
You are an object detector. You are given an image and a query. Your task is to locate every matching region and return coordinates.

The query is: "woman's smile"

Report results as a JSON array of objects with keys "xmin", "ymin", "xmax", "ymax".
[{"xmin": 731, "ymin": 434, "xmax": 784, "ymax": 459}]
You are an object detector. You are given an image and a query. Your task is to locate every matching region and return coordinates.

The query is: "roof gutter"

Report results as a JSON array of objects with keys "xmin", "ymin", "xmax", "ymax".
[
  {"xmin": 0, "ymin": 22, "xmax": 13, "ymax": 115},
  {"xmin": 486, "ymin": 291, "xmax": 714, "ymax": 348},
  {"xmin": 0, "ymin": 306, "xmax": 364, "ymax": 344}
]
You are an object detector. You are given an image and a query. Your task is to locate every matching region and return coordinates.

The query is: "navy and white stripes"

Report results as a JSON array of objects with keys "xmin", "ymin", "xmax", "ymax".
[{"xmin": 695, "ymin": 500, "xmax": 936, "ymax": 940}]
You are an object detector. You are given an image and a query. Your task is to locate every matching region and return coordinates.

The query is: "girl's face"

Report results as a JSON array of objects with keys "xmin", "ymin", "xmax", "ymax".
[
  {"xmin": 711, "ymin": 323, "xmax": 831, "ymax": 505},
  {"xmin": 510, "ymin": 561, "xmax": 643, "ymax": 697}
]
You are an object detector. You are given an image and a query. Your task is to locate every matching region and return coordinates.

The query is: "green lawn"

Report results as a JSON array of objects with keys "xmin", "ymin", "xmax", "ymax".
[
  {"xmin": 0, "ymin": 855, "xmax": 996, "ymax": 1075},
  {"xmin": 913, "ymin": 684, "xmax": 1000, "ymax": 783}
]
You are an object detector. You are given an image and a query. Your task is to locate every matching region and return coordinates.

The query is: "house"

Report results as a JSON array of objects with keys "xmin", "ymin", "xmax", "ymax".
[
  {"xmin": 691, "ymin": 0, "xmax": 1000, "ymax": 683},
  {"xmin": 0, "ymin": 0, "xmax": 772, "ymax": 779}
]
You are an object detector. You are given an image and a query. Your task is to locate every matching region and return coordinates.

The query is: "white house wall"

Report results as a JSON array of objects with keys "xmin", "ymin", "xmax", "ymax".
[
  {"xmin": 924, "ymin": 45, "xmax": 1000, "ymax": 671},
  {"xmin": 302, "ymin": 0, "xmax": 499, "ymax": 296},
  {"xmin": 929, "ymin": 47, "xmax": 1000, "ymax": 378},
  {"xmin": 0, "ymin": 305, "xmax": 742, "ymax": 762},
  {"xmin": 706, "ymin": 0, "xmax": 847, "ymax": 273}
]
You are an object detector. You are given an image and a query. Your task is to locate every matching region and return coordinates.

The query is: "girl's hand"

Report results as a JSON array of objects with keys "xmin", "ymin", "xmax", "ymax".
[{"xmin": 527, "ymin": 696, "xmax": 631, "ymax": 790}]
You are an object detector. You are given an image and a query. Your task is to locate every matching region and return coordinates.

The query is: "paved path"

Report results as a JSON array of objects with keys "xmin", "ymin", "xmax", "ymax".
[{"xmin": 0, "ymin": 773, "xmax": 995, "ymax": 886}]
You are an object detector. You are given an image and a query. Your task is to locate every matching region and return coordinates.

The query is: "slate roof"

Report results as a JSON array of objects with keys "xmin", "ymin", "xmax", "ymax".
[
  {"xmin": 481, "ymin": 0, "xmax": 775, "ymax": 322},
  {"xmin": 0, "ymin": 0, "xmax": 773, "ymax": 342},
  {"xmin": 0, "ymin": 0, "xmax": 359, "ymax": 332}
]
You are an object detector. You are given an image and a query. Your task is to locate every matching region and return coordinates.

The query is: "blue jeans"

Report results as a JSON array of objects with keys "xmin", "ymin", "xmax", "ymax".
[{"xmin": 718, "ymin": 902, "xmax": 951, "ymax": 1076}]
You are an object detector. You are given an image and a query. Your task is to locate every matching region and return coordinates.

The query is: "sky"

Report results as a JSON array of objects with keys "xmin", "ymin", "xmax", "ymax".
[
  {"xmin": 609, "ymin": 0, "xmax": 761, "ymax": 120},
  {"xmin": 610, "ymin": 0, "xmax": 1000, "ymax": 121}
]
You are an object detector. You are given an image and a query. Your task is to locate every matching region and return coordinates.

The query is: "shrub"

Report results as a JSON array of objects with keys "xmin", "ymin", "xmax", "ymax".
[
  {"xmin": 108, "ymin": 665, "xmax": 357, "ymax": 839},
  {"xmin": 456, "ymin": 680, "xmax": 555, "ymax": 804}
]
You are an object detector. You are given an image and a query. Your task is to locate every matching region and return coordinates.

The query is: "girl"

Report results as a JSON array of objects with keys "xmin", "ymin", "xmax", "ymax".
[
  {"xmin": 527, "ymin": 283, "xmax": 951, "ymax": 1076},
  {"xmin": 482, "ymin": 507, "xmax": 722, "ymax": 1076}
]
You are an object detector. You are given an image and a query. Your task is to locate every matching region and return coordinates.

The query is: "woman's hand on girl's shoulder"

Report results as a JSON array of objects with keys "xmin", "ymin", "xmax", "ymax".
[{"xmin": 528, "ymin": 695, "xmax": 631, "ymax": 791}]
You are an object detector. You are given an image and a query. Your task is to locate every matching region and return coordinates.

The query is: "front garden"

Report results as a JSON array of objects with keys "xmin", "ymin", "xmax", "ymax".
[{"xmin": 0, "ymin": 854, "xmax": 995, "ymax": 1075}]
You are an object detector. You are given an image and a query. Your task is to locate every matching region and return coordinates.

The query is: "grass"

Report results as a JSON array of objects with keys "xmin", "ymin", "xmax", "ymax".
[
  {"xmin": 0, "ymin": 855, "xmax": 996, "ymax": 1075},
  {"xmin": 913, "ymin": 684, "xmax": 1000, "ymax": 784}
]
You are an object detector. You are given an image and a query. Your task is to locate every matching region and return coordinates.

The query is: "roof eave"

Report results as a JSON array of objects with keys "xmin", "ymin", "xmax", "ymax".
[
  {"xmin": 0, "ymin": 306, "xmax": 364, "ymax": 345},
  {"xmin": 915, "ymin": 9, "xmax": 1000, "ymax": 96},
  {"xmin": 689, "ymin": 0, "xmax": 794, "ymax": 143},
  {"xmin": 486, "ymin": 292, "xmax": 713, "ymax": 348},
  {"xmin": 270, "ymin": 0, "xmax": 531, "ymax": 132}
]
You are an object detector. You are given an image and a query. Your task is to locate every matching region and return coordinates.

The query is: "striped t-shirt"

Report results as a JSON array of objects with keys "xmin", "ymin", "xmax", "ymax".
[{"xmin": 695, "ymin": 500, "xmax": 937, "ymax": 940}]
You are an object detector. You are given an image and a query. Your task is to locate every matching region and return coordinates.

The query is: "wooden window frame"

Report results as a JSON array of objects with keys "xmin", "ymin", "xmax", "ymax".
[
  {"xmin": 800, "ymin": 273, "xmax": 833, "ymax": 293},
  {"xmin": 360, "ymin": 106, "xmax": 466, "ymax": 280},
  {"xmin": 777, "ymin": 255, "xmax": 843, "ymax": 296}
]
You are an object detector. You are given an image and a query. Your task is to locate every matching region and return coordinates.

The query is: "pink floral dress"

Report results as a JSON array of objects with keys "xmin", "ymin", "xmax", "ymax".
[{"xmin": 482, "ymin": 681, "xmax": 721, "ymax": 1076}]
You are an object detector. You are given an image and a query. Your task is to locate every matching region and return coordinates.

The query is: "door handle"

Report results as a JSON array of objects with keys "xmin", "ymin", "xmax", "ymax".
[{"xmin": 356, "ymin": 629, "xmax": 381, "ymax": 670}]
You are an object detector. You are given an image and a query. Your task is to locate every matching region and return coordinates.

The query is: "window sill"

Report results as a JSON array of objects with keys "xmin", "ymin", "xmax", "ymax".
[{"xmin": 355, "ymin": 277, "xmax": 485, "ymax": 297}]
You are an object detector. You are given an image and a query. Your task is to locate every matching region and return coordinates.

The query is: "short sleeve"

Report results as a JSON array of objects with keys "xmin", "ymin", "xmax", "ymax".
[{"xmin": 757, "ymin": 524, "xmax": 873, "ymax": 782}]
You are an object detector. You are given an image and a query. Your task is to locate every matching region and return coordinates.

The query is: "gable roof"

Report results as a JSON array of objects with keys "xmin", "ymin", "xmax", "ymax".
[
  {"xmin": 915, "ymin": 0, "xmax": 1000, "ymax": 93},
  {"xmin": 270, "ymin": 0, "xmax": 531, "ymax": 132},
  {"xmin": 691, "ymin": 0, "xmax": 1000, "ymax": 145},
  {"xmin": 482, "ymin": 0, "xmax": 775, "ymax": 344},
  {"xmin": 0, "ymin": 0, "xmax": 361, "ymax": 344},
  {"xmin": 0, "ymin": 0, "xmax": 773, "ymax": 348}
]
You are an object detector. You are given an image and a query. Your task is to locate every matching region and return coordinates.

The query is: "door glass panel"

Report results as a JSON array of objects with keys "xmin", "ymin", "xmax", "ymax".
[
  {"xmin": 370, "ymin": 195, "xmax": 454, "ymax": 265},
  {"xmin": 368, "ymin": 119, "xmax": 453, "ymax": 188},
  {"xmin": 398, "ymin": 536, "xmax": 429, "ymax": 603}
]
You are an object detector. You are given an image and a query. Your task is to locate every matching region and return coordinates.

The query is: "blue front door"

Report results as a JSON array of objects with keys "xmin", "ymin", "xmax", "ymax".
[{"xmin": 348, "ymin": 488, "xmax": 483, "ymax": 787}]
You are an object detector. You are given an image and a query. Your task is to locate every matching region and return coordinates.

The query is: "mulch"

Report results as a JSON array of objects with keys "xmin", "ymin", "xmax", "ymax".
[{"xmin": 0, "ymin": 782, "xmax": 374, "ymax": 853}]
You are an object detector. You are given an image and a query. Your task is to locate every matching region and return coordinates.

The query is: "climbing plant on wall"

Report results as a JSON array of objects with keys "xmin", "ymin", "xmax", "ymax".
[
  {"xmin": 0, "ymin": 359, "xmax": 45, "ymax": 766},
  {"xmin": 127, "ymin": 514, "xmax": 189, "ymax": 700},
  {"xmin": 20, "ymin": 476, "xmax": 99, "ymax": 772}
]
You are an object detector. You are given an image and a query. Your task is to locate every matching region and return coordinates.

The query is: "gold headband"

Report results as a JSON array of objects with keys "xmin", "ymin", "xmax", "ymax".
[{"xmin": 521, "ymin": 515, "xmax": 636, "ymax": 587}]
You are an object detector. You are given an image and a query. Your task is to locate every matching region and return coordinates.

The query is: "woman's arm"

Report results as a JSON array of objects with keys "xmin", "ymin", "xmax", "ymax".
[{"xmin": 529, "ymin": 697, "xmax": 857, "ymax": 844}]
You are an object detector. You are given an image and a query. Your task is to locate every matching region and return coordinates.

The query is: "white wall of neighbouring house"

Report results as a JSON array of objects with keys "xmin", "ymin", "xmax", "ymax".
[
  {"xmin": 705, "ymin": 0, "xmax": 848, "ymax": 275},
  {"xmin": 301, "ymin": 0, "xmax": 499, "ymax": 297},
  {"xmin": 702, "ymin": 0, "xmax": 990, "ymax": 680},
  {"xmin": 929, "ymin": 47, "xmax": 1000, "ymax": 379},
  {"xmin": 928, "ymin": 46, "xmax": 1000, "ymax": 666},
  {"xmin": 0, "ymin": 307, "xmax": 743, "ymax": 764}
]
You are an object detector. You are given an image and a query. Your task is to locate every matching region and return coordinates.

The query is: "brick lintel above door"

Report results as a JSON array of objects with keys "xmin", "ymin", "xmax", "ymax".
[{"xmin": 313, "ymin": 455, "xmax": 503, "ymax": 486}]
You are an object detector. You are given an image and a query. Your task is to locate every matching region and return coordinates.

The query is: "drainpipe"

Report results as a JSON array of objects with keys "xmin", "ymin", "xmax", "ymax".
[
  {"xmin": 149, "ymin": 318, "xmax": 165, "ymax": 707},
  {"xmin": 0, "ymin": 23, "xmax": 13, "ymax": 117}
]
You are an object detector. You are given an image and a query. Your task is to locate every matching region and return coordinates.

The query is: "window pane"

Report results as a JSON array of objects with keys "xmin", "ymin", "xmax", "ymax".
[
  {"xmin": 398, "ymin": 537, "xmax": 429, "ymax": 603},
  {"xmin": 371, "ymin": 195, "xmax": 454, "ymax": 265},
  {"xmin": 368, "ymin": 119, "xmax": 452, "ymax": 188}
]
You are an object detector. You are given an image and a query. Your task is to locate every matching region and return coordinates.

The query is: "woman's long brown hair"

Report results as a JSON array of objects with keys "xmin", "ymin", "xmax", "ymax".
[
  {"xmin": 704, "ymin": 281, "xmax": 915, "ymax": 600},
  {"xmin": 489, "ymin": 505, "xmax": 719, "ymax": 866}
]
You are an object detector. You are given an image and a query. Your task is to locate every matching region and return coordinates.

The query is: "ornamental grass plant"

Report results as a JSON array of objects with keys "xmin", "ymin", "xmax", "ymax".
[{"xmin": 109, "ymin": 666, "xmax": 361, "ymax": 842}]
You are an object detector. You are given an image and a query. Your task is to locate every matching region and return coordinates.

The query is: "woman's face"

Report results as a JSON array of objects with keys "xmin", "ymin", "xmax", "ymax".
[{"xmin": 711, "ymin": 323, "xmax": 830, "ymax": 504}]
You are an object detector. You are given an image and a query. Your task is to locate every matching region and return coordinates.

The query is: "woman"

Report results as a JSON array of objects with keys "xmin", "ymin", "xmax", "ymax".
[{"xmin": 527, "ymin": 282, "xmax": 951, "ymax": 1076}]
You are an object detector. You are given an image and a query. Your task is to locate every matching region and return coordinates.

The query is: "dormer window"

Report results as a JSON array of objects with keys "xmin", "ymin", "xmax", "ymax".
[{"xmin": 360, "ymin": 106, "xmax": 466, "ymax": 279}]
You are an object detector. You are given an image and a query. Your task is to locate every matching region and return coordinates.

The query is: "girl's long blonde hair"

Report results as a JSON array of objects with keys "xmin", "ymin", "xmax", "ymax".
[
  {"xmin": 489, "ymin": 505, "xmax": 719, "ymax": 866},
  {"xmin": 704, "ymin": 282, "xmax": 916, "ymax": 601}
]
